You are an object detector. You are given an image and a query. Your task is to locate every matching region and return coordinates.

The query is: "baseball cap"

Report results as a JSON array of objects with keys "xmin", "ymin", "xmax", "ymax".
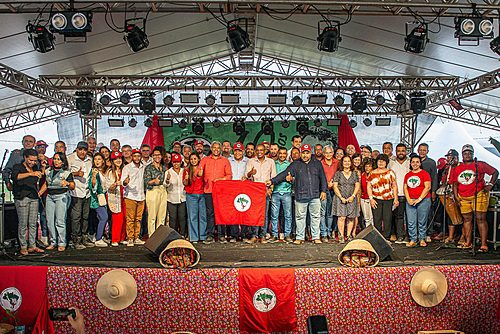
[
  {"xmin": 77, "ymin": 141, "xmax": 88, "ymax": 150},
  {"xmin": 301, "ymin": 144, "xmax": 312, "ymax": 152},
  {"xmin": 171, "ymin": 153, "xmax": 182, "ymax": 163},
  {"xmin": 445, "ymin": 149, "xmax": 459, "ymax": 157},
  {"xmin": 172, "ymin": 141, "xmax": 181, "ymax": 147},
  {"xmin": 462, "ymin": 144, "xmax": 474, "ymax": 153},
  {"xmin": 437, "ymin": 157, "xmax": 447, "ymax": 170},
  {"xmin": 36, "ymin": 140, "xmax": 48, "ymax": 147},
  {"xmin": 233, "ymin": 142, "xmax": 244, "ymax": 151},
  {"xmin": 194, "ymin": 139, "xmax": 204, "ymax": 146},
  {"xmin": 261, "ymin": 141, "xmax": 270, "ymax": 145},
  {"xmin": 132, "ymin": 148, "xmax": 141, "ymax": 155},
  {"xmin": 110, "ymin": 151, "xmax": 122, "ymax": 160}
]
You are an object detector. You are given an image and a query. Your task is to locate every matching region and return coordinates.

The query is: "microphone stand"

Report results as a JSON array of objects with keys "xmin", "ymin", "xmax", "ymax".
[
  {"xmin": 472, "ymin": 157, "xmax": 479, "ymax": 256},
  {"xmin": 0, "ymin": 149, "xmax": 9, "ymax": 256}
]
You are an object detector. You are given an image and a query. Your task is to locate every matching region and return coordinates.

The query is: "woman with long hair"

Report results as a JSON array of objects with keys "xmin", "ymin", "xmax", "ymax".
[
  {"xmin": 183, "ymin": 153, "xmax": 207, "ymax": 242},
  {"xmin": 43, "ymin": 152, "xmax": 75, "ymax": 251},
  {"xmin": 99, "ymin": 146, "xmax": 112, "ymax": 168},
  {"xmin": 106, "ymin": 151, "xmax": 126, "ymax": 246},
  {"xmin": 166, "ymin": 153, "xmax": 187, "ymax": 237},
  {"xmin": 332, "ymin": 156, "xmax": 360, "ymax": 243},
  {"xmin": 89, "ymin": 153, "xmax": 109, "ymax": 247},
  {"xmin": 335, "ymin": 147, "xmax": 346, "ymax": 161},
  {"xmin": 144, "ymin": 147, "xmax": 168, "ymax": 237},
  {"xmin": 404, "ymin": 154, "xmax": 432, "ymax": 247},
  {"xmin": 352, "ymin": 153, "xmax": 362, "ymax": 235},
  {"xmin": 360, "ymin": 158, "xmax": 375, "ymax": 227}
]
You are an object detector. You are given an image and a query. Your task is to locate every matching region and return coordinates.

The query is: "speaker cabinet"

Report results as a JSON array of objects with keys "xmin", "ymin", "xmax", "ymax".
[
  {"xmin": 307, "ymin": 315, "xmax": 329, "ymax": 334},
  {"xmin": 355, "ymin": 225, "xmax": 394, "ymax": 260},
  {"xmin": 144, "ymin": 225, "xmax": 183, "ymax": 256}
]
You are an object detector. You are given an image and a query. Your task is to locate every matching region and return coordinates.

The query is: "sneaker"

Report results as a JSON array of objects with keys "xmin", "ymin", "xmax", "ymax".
[
  {"xmin": 89, "ymin": 234, "xmax": 96, "ymax": 243},
  {"xmin": 244, "ymin": 237, "xmax": 257, "ymax": 244},
  {"xmin": 127, "ymin": 240, "xmax": 134, "ymax": 247},
  {"xmin": 395, "ymin": 237, "xmax": 406, "ymax": 244},
  {"xmin": 229, "ymin": 238, "xmax": 237, "ymax": 243},
  {"xmin": 111, "ymin": 242, "xmax": 119, "ymax": 247},
  {"xmin": 321, "ymin": 237, "xmax": 329, "ymax": 243},
  {"xmin": 95, "ymin": 239, "xmax": 108, "ymax": 247},
  {"xmin": 339, "ymin": 235, "xmax": 345, "ymax": 244},
  {"xmin": 265, "ymin": 233, "xmax": 271, "ymax": 240},
  {"xmin": 75, "ymin": 243, "xmax": 86, "ymax": 250},
  {"xmin": 134, "ymin": 239, "xmax": 145, "ymax": 245},
  {"xmin": 268, "ymin": 236, "xmax": 277, "ymax": 243},
  {"xmin": 425, "ymin": 236, "xmax": 432, "ymax": 243},
  {"xmin": 40, "ymin": 236, "xmax": 49, "ymax": 247},
  {"xmin": 218, "ymin": 237, "xmax": 227, "ymax": 244},
  {"xmin": 407, "ymin": 241, "xmax": 417, "ymax": 248},
  {"xmin": 120, "ymin": 240, "xmax": 128, "ymax": 245},
  {"xmin": 390, "ymin": 234, "xmax": 397, "ymax": 242},
  {"xmin": 279, "ymin": 233, "xmax": 285, "ymax": 240},
  {"xmin": 292, "ymin": 239, "xmax": 304, "ymax": 245},
  {"xmin": 83, "ymin": 240, "xmax": 95, "ymax": 247},
  {"xmin": 203, "ymin": 236, "xmax": 214, "ymax": 244},
  {"xmin": 284, "ymin": 236, "xmax": 293, "ymax": 243}
]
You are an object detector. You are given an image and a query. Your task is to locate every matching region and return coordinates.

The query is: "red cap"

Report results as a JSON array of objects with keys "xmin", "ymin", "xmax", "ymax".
[
  {"xmin": 132, "ymin": 148, "xmax": 141, "ymax": 155},
  {"xmin": 301, "ymin": 144, "xmax": 312, "ymax": 152},
  {"xmin": 260, "ymin": 141, "xmax": 270, "ymax": 145},
  {"xmin": 36, "ymin": 140, "xmax": 48, "ymax": 147},
  {"xmin": 437, "ymin": 157, "xmax": 447, "ymax": 170},
  {"xmin": 194, "ymin": 139, "xmax": 204, "ymax": 146},
  {"xmin": 233, "ymin": 142, "xmax": 244, "ymax": 151},
  {"xmin": 171, "ymin": 153, "xmax": 182, "ymax": 163},
  {"xmin": 111, "ymin": 151, "xmax": 122, "ymax": 160},
  {"xmin": 172, "ymin": 141, "xmax": 181, "ymax": 147}
]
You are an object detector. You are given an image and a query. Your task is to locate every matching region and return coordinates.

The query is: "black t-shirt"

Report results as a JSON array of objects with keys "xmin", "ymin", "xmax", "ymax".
[
  {"xmin": 11, "ymin": 163, "xmax": 40, "ymax": 200},
  {"xmin": 47, "ymin": 169, "xmax": 75, "ymax": 195}
]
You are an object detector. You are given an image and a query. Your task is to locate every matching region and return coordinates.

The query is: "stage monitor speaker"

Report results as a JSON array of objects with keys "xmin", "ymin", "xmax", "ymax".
[
  {"xmin": 307, "ymin": 315, "xmax": 329, "ymax": 334},
  {"xmin": 2, "ymin": 202, "xmax": 18, "ymax": 241},
  {"xmin": 355, "ymin": 225, "xmax": 394, "ymax": 261},
  {"xmin": 144, "ymin": 225, "xmax": 183, "ymax": 256}
]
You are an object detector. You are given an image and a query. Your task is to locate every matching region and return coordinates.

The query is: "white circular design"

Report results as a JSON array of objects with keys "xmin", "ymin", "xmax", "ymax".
[
  {"xmin": 0, "ymin": 287, "xmax": 22, "ymax": 312},
  {"xmin": 252, "ymin": 288, "xmax": 277, "ymax": 312},
  {"xmin": 457, "ymin": 169, "xmax": 475, "ymax": 185},
  {"xmin": 406, "ymin": 176, "xmax": 421, "ymax": 188},
  {"xmin": 234, "ymin": 194, "xmax": 252, "ymax": 212}
]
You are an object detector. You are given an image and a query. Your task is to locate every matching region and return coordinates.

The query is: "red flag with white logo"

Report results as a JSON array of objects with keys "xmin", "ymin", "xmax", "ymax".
[
  {"xmin": 239, "ymin": 268, "xmax": 297, "ymax": 333},
  {"xmin": 212, "ymin": 180, "xmax": 266, "ymax": 226}
]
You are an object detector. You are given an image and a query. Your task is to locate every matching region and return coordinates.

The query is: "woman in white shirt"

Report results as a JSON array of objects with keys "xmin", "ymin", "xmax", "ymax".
[{"xmin": 166, "ymin": 153, "xmax": 187, "ymax": 238}]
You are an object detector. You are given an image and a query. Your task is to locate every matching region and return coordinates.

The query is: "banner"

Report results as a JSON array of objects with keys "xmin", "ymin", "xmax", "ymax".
[
  {"xmin": 239, "ymin": 268, "xmax": 297, "ymax": 333},
  {"xmin": 212, "ymin": 180, "xmax": 266, "ymax": 226}
]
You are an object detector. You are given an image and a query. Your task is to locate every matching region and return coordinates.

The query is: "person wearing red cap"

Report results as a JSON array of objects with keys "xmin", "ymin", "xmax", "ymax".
[
  {"xmin": 267, "ymin": 143, "xmax": 327, "ymax": 245},
  {"xmin": 194, "ymin": 139, "xmax": 206, "ymax": 159},
  {"xmin": 227, "ymin": 142, "xmax": 249, "ymax": 241},
  {"xmin": 439, "ymin": 149, "xmax": 461, "ymax": 244},
  {"xmin": 166, "ymin": 153, "xmax": 187, "ymax": 237},
  {"xmin": 121, "ymin": 149, "xmax": 146, "ymax": 246},
  {"xmin": 144, "ymin": 147, "xmax": 168, "ymax": 238}
]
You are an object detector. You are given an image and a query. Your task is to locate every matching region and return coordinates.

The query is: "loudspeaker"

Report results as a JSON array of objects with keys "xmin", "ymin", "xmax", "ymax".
[
  {"xmin": 307, "ymin": 315, "xmax": 329, "ymax": 334},
  {"xmin": 144, "ymin": 225, "xmax": 183, "ymax": 256},
  {"xmin": 355, "ymin": 225, "xmax": 394, "ymax": 260},
  {"xmin": 2, "ymin": 202, "xmax": 18, "ymax": 241}
]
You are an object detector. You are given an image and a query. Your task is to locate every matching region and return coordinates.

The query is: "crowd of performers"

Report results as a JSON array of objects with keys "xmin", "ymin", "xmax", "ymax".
[{"xmin": 3, "ymin": 133, "xmax": 498, "ymax": 255}]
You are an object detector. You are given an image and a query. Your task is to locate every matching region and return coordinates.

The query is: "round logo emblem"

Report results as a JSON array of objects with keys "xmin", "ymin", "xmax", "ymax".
[
  {"xmin": 0, "ymin": 287, "xmax": 22, "ymax": 312},
  {"xmin": 457, "ymin": 169, "xmax": 475, "ymax": 185},
  {"xmin": 252, "ymin": 288, "xmax": 277, "ymax": 312},
  {"xmin": 234, "ymin": 194, "xmax": 251, "ymax": 212},
  {"xmin": 407, "ymin": 176, "xmax": 421, "ymax": 188}
]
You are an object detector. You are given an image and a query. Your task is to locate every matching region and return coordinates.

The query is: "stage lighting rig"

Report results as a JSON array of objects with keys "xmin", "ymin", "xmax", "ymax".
[
  {"xmin": 351, "ymin": 92, "xmax": 367, "ymax": 114},
  {"xmin": 50, "ymin": 11, "xmax": 92, "ymax": 38},
  {"xmin": 144, "ymin": 117, "xmax": 153, "ymax": 128},
  {"xmin": 99, "ymin": 94, "xmax": 111, "ymax": 106},
  {"xmin": 395, "ymin": 93, "xmax": 407, "ymax": 107},
  {"xmin": 314, "ymin": 118, "xmax": 322, "ymax": 127},
  {"xmin": 363, "ymin": 118, "xmax": 372, "ymax": 127},
  {"xmin": 26, "ymin": 23, "xmax": 55, "ymax": 53},
  {"xmin": 212, "ymin": 119, "xmax": 221, "ymax": 128},
  {"xmin": 205, "ymin": 94, "xmax": 216, "ymax": 106},
  {"xmin": 491, "ymin": 36, "xmax": 500, "ymax": 56},
  {"xmin": 292, "ymin": 96, "xmax": 303, "ymax": 107},
  {"xmin": 179, "ymin": 119, "xmax": 187, "ymax": 129},
  {"xmin": 139, "ymin": 91, "xmax": 156, "ymax": 115},
  {"xmin": 124, "ymin": 19, "xmax": 149, "ymax": 52},
  {"xmin": 317, "ymin": 20, "xmax": 342, "ymax": 52},
  {"xmin": 281, "ymin": 120, "xmax": 290, "ymax": 128},
  {"xmin": 454, "ymin": 14, "xmax": 494, "ymax": 45},
  {"xmin": 404, "ymin": 23, "xmax": 429, "ymax": 54},
  {"xmin": 233, "ymin": 118, "xmax": 245, "ymax": 135},
  {"xmin": 334, "ymin": 95, "xmax": 345, "ymax": 106},
  {"xmin": 349, "ymin": 119, "xmax": 358, "ymax": 128},
  {"xmin": 75, "ymin": 91, "xmax": 94, "ymax": 115},
  {"xmin": 375, "ymin": 94, "xmax": 385, "ymax": 106},
  {"xmin": 192, "ymin": 118, "xmax": 205, "ymax": 135},
  {"xmin": 120, "ymin": 93, "xmax": 131, "ymax": 105},
  {"xmin": 226, "ymin": 19, "xmax": 250, "ymax": 53},
  {"xmin": 410, "ymin": 91, "xmax": 427, "ymax": 114},
  {"xmin": 163, "ymin": 95, "xmax": 174, "ymax": 106},
  {"xmin": 261, "ymin": 118, "xmax": 273, "ymax": 135},
  {"xmin": 296, "ymin": 118, "xmax": 309, "ymax": 136},
  {"xmin": 128, "ymin": 118, "xmax": 137, "ymax": 128}
]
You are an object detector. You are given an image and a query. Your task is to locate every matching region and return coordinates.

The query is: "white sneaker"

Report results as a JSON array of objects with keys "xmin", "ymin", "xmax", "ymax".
[
  {"xmin": 111, "ymin": 242, "xmax": 119, "ymax": 247},
  {"xmin": 279, "ymin": 233, "xmax": 285, "ymax": 240},
  {"xmin": 425, "ymin": 236, "xmax": 432, "ymax": 243},
  {"xmin": 134, "ymin": 239, "xmax": 145, "ymax": 245},
  {"xmin": 40, "ymin": 236, "xmax": 49, "ymax": 247},
  {"xmin": 127, "ymin": 240, "xmax": 134, "ymax": 247},
  {"xmin": 265, "ymin": 233, "xmax": 271, "ymax": 240},
  {"xmin": 95, "ymin": 239, "xmax": 108, "ymax": 247},
  {"xmin": 120, "ymin": 240, "xmax": 128, "ymax": 245}
]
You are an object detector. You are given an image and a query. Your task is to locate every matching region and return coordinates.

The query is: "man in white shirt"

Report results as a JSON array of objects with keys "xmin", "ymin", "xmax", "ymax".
[
  {"xmin": 121, "ymin": 149, "xmax": 146, "ymax": 246},
  {"xmin": 287, "ymin": 135, "xmax": 302, "ymax": 162},
  {"xmin": 389, "ymin": 143, "xmax": 410, "ymax": 243},
  {"xmin": 67, "ymin": 141, "xmax": 93, "ymax": 249},
  {"xmin": 228, "ymin": 142, "xmax": 248, "ymax": 241},
  {"xmin": 141, "ymin": 144, "xmax": 152, "ymax": 166}
]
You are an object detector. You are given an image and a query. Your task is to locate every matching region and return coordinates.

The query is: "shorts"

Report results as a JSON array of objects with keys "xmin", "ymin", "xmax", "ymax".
[{"xmin": 458, "ymin": 190, "xmax": 490, "ymax": 214}]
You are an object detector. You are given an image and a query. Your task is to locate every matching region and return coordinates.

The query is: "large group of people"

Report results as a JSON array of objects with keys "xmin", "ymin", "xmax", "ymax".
[{"xmin": 3, "ymin": 133, "xmax": 498, "ymax": 255}]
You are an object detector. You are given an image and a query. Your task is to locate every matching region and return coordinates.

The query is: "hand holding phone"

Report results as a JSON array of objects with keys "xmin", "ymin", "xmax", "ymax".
[{"xmin": 48, "ymin": 307, "xmax": 76, "ymax": 321}]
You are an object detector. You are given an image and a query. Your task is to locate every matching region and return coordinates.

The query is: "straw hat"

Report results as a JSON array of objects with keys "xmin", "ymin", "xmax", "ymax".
[
  {"xmin": 410, "ymin": 268, "xmax": 448, "ymax": 307},
  {"xmin": 96, "ymin": 269, "xmax": 137, "ymax": 311},
  {"xmin": 338, "ymin": 239, "xmax": 380, "ymax": 267},
  {"xmin": 0, "ymin": 323, "xmax": 14, "ymax": 334}
]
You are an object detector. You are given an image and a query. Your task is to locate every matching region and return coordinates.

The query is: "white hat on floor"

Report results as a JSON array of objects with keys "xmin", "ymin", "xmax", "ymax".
[{"xmin": 96, "ymin": 269, "xmax": 137, "ymax": 311}]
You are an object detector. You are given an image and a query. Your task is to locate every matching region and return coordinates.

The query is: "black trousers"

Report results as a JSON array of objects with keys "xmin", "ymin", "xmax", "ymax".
[
  {"xmin": 372, "ymin": 198, "xmax": 394, "ymax": 239},
  {"xmin": 70, "ymin": 196, "xmax": 90, "ymax": 244},
  {"xmin": 204, "ymin": 193, "xmax": 215, "ymax": 237},
  {"xmin": 392, "ymin": 196, "xmax": 406, "ymax": 238},
  {"xmin": 167, "ymin": 202, "xmax": 187, "ymax": 237}
]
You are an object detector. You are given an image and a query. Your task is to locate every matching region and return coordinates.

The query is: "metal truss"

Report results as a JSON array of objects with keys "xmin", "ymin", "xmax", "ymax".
[
  {"xmin": 81, "ymin": 116, "xmax": 98, "ymax": 140},
  {"xmin": 400, "ymin": 115, "xmax": 417, "ymax": 149},
  {"xmin": 425, "ymin": 105, "xmax": 500, "ymax": 131}
]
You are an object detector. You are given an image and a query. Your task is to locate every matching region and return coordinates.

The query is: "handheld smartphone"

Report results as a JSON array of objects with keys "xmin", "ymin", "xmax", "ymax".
[{"xmin": 48, "ymin": 308, "xmax": 76, "ymax": 321}]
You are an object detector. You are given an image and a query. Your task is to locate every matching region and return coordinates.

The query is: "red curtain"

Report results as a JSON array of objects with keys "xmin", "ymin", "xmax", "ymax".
[
  {"xmin": 142, "ymin": 115, "xmax": 165, "ymax": 148},
  {"xmin": 337, "ymin": 114, "xmax": 360, "ymax": 152}
]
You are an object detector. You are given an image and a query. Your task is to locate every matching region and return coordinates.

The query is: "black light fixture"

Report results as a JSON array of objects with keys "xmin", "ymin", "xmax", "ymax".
[
  {"xmin": 268, "ymin": 94, "xmax": 287, "ymax": 105},
  {"xmin": 139, "ymin": 91, "xmax": 155, "ymax": 115},
  {"xmin": 192, "ymin": 117, "xmax": 205, "ymax": 135},
  {"xmin": 308, "ymin": 94, "xmax": 328, "ymax": 105},
  {"xmin": 75, "ymin": 91, "xmax": 93, "ymax": 115},
  {"xmin": 404, "ymin": 23, "xmax": 429, "ymax": 53},
  {"xmin": 395, "ymin": 93, "xmax": 406, "ymax": 106},
  {"xmin": 233, "ymin": 118, "xmax": 245, "ymax": 135},
  {"xmin": 226, "ymin": 19, "xmax": 250, "ymax": 53},
  {"xmin": 180, "ymin": 93, "xmax": 199, "ymax": 104},
  {"xmin": 179, "ymin": 119, "xmax": 187, "ymax": 129},
  {"xmin": 313, "ymin": 118, "xmax": 322, "ymax": 127},
  {"xmin": 212, "ymin": 119, "xmax": 221, "ymax": 128},
  {"xmin": 205, "ymin": 94, "xmax": 216, "ymax": 106},
  {"xmin": 144, "ymin": 117, "xmax": 153, "ymax": 127},
  {"xmin": 158, "ymin": 118, "xmax": 173, "ymax": 127},
  {"xmin": 375, "ymin": 117, "xmax": 391, "ymax": 126},
  {"xmin": 99, "ymin": 94, "xmax": 111, "ymax": 106},
  {"xmin": 296, "ymin": 118, "xmax": 309, "ymax": 136},
  {"xmin": 292, "ymin": 96, "xmax": 303, "ymax": 107},
  {"xmin": 334, "ymin": 95, "xmax": 345, "ymax": 106},
  {"xmin": 327, "ymin": 118, "xmax": 342, "ymax": 126},
  {"xmin": 410, "ymin": 91, "xmax": 427, "ymax": 114},
  {"xmin": 49, "ymin": 11, "xmax": 92, "ymax": 38},
  {"xmin": 128, "ymin": 118, "xmax": 137, "ymax": 128},
  {"xmin": 349, "ymin": 119, "xmax": 358, "ymax": 128},
  {"xmin": 317, "ymin": 20, "xmax": 342, "ymax": 52},
  {"xmin": 108, "ymin": 118, "xmax": 124, "ymax": 127},
  {"xmin": 490, "ymin": 35, "xmax": 500, "ymax": 56},
  {"xmin": 281, "ymin": 120, "xmax": 290, "ymax": 128},
  {"xmin": 375, "ymin": 94, "xmax": 385, "ymax": 106},
  {"xmin": 351, "ymin": 92, "xmax": 367, "ymax": 114},
  {"xmin": 124, "ymin": 19, "xmax": 149, "ymax": 52},
  {"xmin": 220, "ymin": 93, "xmax": 240, "ymax": 104},
  {"xmin": 454, "ymin": 15, "xmax": 494, "ymax": 45},
  {"xmin": 261, "ymin": 118, "xmax": 273, "ymax": 135},
  {"xmin": 363, "ymin": 118, "xmax": 372, "ymax": 127},
  {"xmin": 120, "ymin": 93, "xmax": 131, "ymax": 104},
  {"xmin": 163, "ymin": 95, "xmax": 174, "ymax": 106},
  {"xmin": 26, "ymin": 23, "xmax": 56, "ymax": 53}
]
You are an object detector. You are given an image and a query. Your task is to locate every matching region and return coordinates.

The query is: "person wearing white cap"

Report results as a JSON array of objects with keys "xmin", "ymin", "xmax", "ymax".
[{"xmin": 451, "ymin": 144, "xmax": 498, "ymax": 252}]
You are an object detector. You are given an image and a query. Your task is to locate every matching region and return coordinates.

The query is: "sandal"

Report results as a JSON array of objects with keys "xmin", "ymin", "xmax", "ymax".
[
  {"xmin": 457, "ymin": 244, "xmax": 472, "ymax": 249},
  {"xmin": 444, "ymin": 238, "xmax": 454, "ymax": 244},
  {"xmin": 57, "ymin": 246, "xmax": 66, "ymax": 252},
  {"xmin": 27, "ymin": 247, "xmax": 45, "ymax": 254},
  {"xmin": 478, "ymin": 246, "xmax": 488, "ymax": 253},
  {"xmin": 19, "ymin": 248, "xmax": 28, "ymax": 256},
  {"xmin": 46, "ymin": 245, "xmax": 55, "ymax": 250}
]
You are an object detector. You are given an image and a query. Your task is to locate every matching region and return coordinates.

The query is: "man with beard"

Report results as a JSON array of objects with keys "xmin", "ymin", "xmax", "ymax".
[
  {"xmin": 222, "ymin": 140, "xmax": 232, "ymax": 158},
  {"xmin": 440, "ymin": 149, "xmax": 462, "ymax": 244},
  {"xmin": 418, "ymin": 143, "xmax": 438, "ymax": 242},
  {"xmin": 290, "ymin": 147, "xmax": 301, "ymax": 161},
  {"xmin": 346, "ymin": 144, "xmax": 357, "ymax": 158},
  {"xmin": 314, "ymin": 144, "xmax": 324, "ymax": 160},
  {"xmin": 389, "ymin": 143, "xmax": 410, "ymax": 243},
  {"xmin": 87, "ymin": 137, "xmax": 97, "ymax": 156},
  {"xmin": 194, "ymin": 139, "xmax": 206, "ymax": 159},
  {"xmin": 54, "ymin": 140, "xmax": 67, "ymax": 154},
  {"xmin": 3, "ymin": 134, "xmax": 36, "ymax": 191},
  {"xmin": 451, "ymin": 145, "xmax": 498, "ymax": 252},
  {"xmin": 287, "ymin": 135, "xmax": 302, "ymax": 161},
  {"xmin": 245, "ymin": 142, "xmax": 255, "ymax": 159},
  {"xmin": 268, "ymin": 143, "xmax": 279, "ymax": 161}
]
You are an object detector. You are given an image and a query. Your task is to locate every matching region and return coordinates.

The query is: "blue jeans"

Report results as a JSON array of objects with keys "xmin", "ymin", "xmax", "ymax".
[
  {"xmin": 94, "ymin": 206, "xmax": 109, "ymax": 241},
  {"xmin": 320, "ymin": 190, "xmax": 333, "ymax": 237},
  {"xmin": 186, "ymin": 194, "xmax": 207, "ymax": 242},
  {"xmin": 270, "ymin": 192, "xmax": 292, "ymax": 237},
  {"xmin": 295, "ymin": 198, "xmax": 321, "ymax": 240},
  {"xmin": 406, "ymin": 198, "xmax": 431, "ymax": 242},
  {"xmin": 39, "ymin": 198, "xmax": 48, "ymax": 237},
  {"xmin": 46, "ymin": 193, "xmax": 69, "ymax": 246},
  {"xmin": 252, "ymin": 196, "xmax": 270, "ymax": 238}
]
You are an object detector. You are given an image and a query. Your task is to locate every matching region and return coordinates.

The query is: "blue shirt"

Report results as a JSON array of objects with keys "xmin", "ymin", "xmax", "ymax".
[
  {"xmin": 273, "ymin": 160, "xmax": 292, "ymax": 194},
  {"xmin": 229, "ymin": 156, "xmax": 248, "ymax": 180}
]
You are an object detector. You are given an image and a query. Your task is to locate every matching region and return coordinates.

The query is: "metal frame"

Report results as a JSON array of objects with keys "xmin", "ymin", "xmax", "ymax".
[
  {"xmin": 400, "ymin": 114, "xmax": 417, "ymax": 149},
  {"xmin": 81, "ymin": 116, "xmax": 98, "ymax": 140}
]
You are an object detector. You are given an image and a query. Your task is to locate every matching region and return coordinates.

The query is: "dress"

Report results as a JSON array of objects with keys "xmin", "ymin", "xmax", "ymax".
[{"xmin": 332, "ymin": 170, "xmax": 360, "ymax": 218}]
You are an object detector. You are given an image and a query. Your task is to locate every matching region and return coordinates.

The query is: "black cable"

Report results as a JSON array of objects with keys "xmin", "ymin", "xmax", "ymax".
[
  {"xmin": 105, "ymin": 4, "xmax": 124, "ymax": 33},
  {"xmin": 311, "ymin": 5, "xmax": 333, "ymax": 26},
  {"xmin": 204, "ymin": 5, "xmax": 228, "ymax": 27},
  {"xmin": 261, "ymin": 5, "xmax": 302, "ymax": 21},
  {"xmin": 108, "ymin": 3, "xmax": 123, "ymax": 31},
  {"xmin": 218, "ymin": 5, "xmax": 228, "ymax": 24}
]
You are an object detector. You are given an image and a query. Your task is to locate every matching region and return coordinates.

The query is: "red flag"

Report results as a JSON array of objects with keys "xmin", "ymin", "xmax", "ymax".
[
  {"xmin": 212, "ymin": 180, "xmax": 266, "ymax": 226},
  {"xmin": 239, "ymin": 268, "xmax": 297, "ymax": 333},
  {"xmin": 338, "ymin": 114, "xmax": 360, "ymax": 152},
  {"xmin": 142, "ymin": 115, "xmax": 165, "ymax": 148}
]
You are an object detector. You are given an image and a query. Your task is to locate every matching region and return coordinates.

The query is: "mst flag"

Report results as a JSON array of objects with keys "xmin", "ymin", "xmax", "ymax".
[
  {"xmin": 212, "ymin": 180, "xmax": 266, "ymax": 226},
  {"xmin": 239, "ymin": 268, "xmax": 297, "ymax": 333}
]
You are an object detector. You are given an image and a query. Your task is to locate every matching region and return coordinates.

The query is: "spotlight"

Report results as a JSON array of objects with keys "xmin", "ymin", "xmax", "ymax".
[
  {"xmin": 163, "ymin": 95, "xmax": 174, "ymax": 106},
  {"xmin": 395, "ymin": 93, "xmax": 406, "ymax": 106},
  {"xmin": 139, "ymin": 91, "xmax": 156, "ymax": 115},
  {"xmin": 205, "ymin": 94, "xmax": 216, "ymax": 106},
  {"xmin": 213, "ymin": 119, "xmax": 221, "ymax": 128},
  {"xmin": 454, "ymin": 17, "xmax": 494, "ymax": 44},
  {"xmin": 192, "ymin": 117, "xmax": 205, "ymax": 135},
  {"xmin": 120, "ymin": 93, "xmax": 131, "ymax": 104},
  {"xmin": 108, "ymin": 118, "xmax": 124, "ymax": 127},
  {"xmin": 404, "ymin": 23, "xmax": 429, "ymax": 53},
  {"xmin": 490, "ymin": 36, "xmax": 500, "ymax": 56},
  {"xmin": 281, "ymin": 120, "xmax": 290, "ymax": 128},
  {"xmin": 308, "ymin": 94, "xmax": 328, "ymax": 105},
  {"xmin": 179, "ymin": 119, "xmax": 187, "ymax": 129},
  {"xmin": 49, "ymin": 11, "xmax": 92, "ymax": 37},
  {"xmin": 268, "ymin": 94, "xmax": 287, "ymax": 105},
  {"xmin": 317, "ymin": 21, "xmax": 342, "ymax": 52},
  {"xmin": 75, "ymin": 91, "xmax": 93, "ymax": 115},
  {"xmin": 334, "ymin": 95, "xmax": 345, "ymax": 106},
  {"xmin": 292, "ymin": 96, "xmax": 303, "ymax": 107},
  {"xmin": 375, "ymin": 117, "xmax": 391, "ymax": 126},
  {"xmin": 410, "ymin": 91, "xmax": 427, "ymax": 114},
  {"xmin": 351, "ymin": 92, "xmax": 367, "ymax": 114},
  {"xmin": 180, "ymin": 93, "xmax": 199, "ymax": 104},
  {"xmin": 220, "ymin": 93, "xmax": 239, "ymax": 104},
  {"xmin": 375, "ymin": 94, "xmax": 385, "ymax": 106},
  {"xmin": 296, "ymin": 118, "xmax": 309, "ymax": 136},
  {"xmin": 261, "ymin": 118, "xmax": 273, "ymax": 135},
  {"xmin": 226, "ymin": 19, "xmax": 250, "ymax": 53},
  {"xmin": 99, "ymin": 94, "xmax": 111, "ymax": 106},
  {"xmin": 327, "ymin": 118, "xmax": 342, "ymax": 126},
  {"xmin": 124, "ymin": 20, "xmax": 149, "ymax": 52},
  {"xmin": 363, "ymin": 118, "xmax": 372, "ymax": 127},
  {"xmin": 314, "ymin": 118, "xmax": 322, "ymax": 127},
  {"xmin": 26, "ymin": 23, "xmax": 55, "ymax": 53},
  {"xmin": 158, "ymin": 118, "xmax": 173, "ymax": 127},
  {"xmin": 128, "ymin": 118, "xmax": 137, "ymax": 128},
  {"xmin": 144, "ymin": 117, "xmax": 152, "ymax": 128},
  {"xmin": 233, "ymin": 118, "xmax": 245, "ymax": 135},
  {"xmin": 349, "ymin": 119, "xmax": 358, "ymax": 128}
]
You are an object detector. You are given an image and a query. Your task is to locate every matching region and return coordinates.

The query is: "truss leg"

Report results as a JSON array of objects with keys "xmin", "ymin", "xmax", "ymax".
[
  {"xmin": 400, "ymin": 114, "xmax": 417, "ymax": 150},
  {"xmin": 81, "ymin": 115, "xmax": 98, "ymax": 141}
]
